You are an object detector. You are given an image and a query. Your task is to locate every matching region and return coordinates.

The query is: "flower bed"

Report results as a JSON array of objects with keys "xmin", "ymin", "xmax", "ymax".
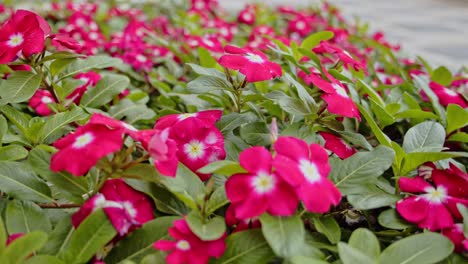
[{"xmin": 0, "ymin": 0, "xmax": 466, "ymax": 263}]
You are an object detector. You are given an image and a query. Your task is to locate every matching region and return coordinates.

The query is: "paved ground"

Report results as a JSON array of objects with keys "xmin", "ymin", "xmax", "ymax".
[{"xmin": 219, "ymin": 0, "xmax": 468, "ymax": 70}]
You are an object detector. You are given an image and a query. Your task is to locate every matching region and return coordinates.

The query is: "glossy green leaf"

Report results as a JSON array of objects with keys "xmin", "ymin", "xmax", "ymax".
[
  {"xmin": 446, "ymin": 104, "xmax": 468, "ymax": 134},
  {"xmin": 5, "ymin": 231, "xmax": 48, "ymax": 264},
  {"xmin": 348, "ymin": 228, "xmax": 380, "ymax": 259},
  {"xmin": 186, "ymin": 211, "xmax": 226, "ymax": 241},
  {"xmin": 402, "ymin": 121, "xmax": 445, "ymax": 153},
  {"xmin": 0, "ymin": 145, "xmax": 28, "ymax": 161},
  {"xmin": 80, "ymin": 73, "xmax": 129, "ymax": 108},
  {"xmin": 5, "ymin": 200, "xmax": 52, "ymax": 234},
  {"xmin": 338, "ymin": 242, "xmax": 376, "ymax": 264},
  {"xmin": 60, "ymin": 55, "xmax": 122, "ymax": 80},
  {"xmin": 431, "ymin": 66, "xmax": 452, "ymax": 86},
  {"xmin": 378, "ymin": 209, "xmax": 412, "ymax": 230},
  {"xmin": 300, "ymin": 31, "xmax": 334, "ymax": 51},
  {"xmin": 312, "ymin": 215, "xmax": 341, "ymax": 244},
  {"xmin": 0, "ymin": 71, "xmax": 42, "ymax": 104}
]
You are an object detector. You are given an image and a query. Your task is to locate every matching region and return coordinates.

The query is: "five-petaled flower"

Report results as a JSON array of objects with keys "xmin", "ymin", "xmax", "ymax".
[
  {"xmin": 396, "ymin": 165, "xmax": 468, "ymax": 231},
  {"xmin": 72, "ymin": 179, "xmax": 155, "ymax": 236},
  {"xmin": 0, "ymin": 10, "xmax": 51, "ymax": 63},
  {"xmin": 154, "ymin": 219, "xmax": 226, "ymax": 264},
  {"xmin": 218, "ymin": 45, "xmax": 282, "ymax": 82},
  {"xmin": 225, "ymin": 146, "xmax": 299, "ymax": 219},
  {"xmin": 273, "ymin": 136, "xmax": 342, "ymax": 213}
]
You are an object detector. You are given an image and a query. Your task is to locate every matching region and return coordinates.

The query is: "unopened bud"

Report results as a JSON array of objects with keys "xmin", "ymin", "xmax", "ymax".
[{"xmin": 270, "ymin": 118, "xmax": 278, "ymax": 144}]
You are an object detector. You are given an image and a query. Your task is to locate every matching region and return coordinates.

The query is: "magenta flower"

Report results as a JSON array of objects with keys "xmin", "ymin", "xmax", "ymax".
[
  {"xmin": 218, "ymin": 45, "xmax": 282, "ymax": 82},
  {"xmin": 28, "ymin": 89, "xmax": 56, "ymax": 116},
  {"xmin": 225, "ymin": 146, "xmax": 298, "ymax": 219},
  {"xmin": 152, "ymin": 110, "xmax": 225, "ymax": 180},
  {"xmin": 66, "ymin": 71, "xmax": 101, "ymax": 104},
  {"xmin": 72, "ymin": 179, "xmax": 155, "ymax": 235},
  {"xmin": 237, "ymin": 6, "xmax": 256, "ymax": 25},
  {"xmin": 154, "ymin": 219, "xmax": 226, "ymax": 264},
  {"xmin": 273, "ymin": 136, "xmax": 342, "ymax": 213},
  {"xmin": 299, "ymin": 67, "xmax": 360, "ymax": 120},
  {"xmin": 313, "ymin": 41, "xmax": 367, "ymax": 72},
  {"xmin": 0, "ymin": 10, "xmax": 50, "ymax": 63},
  {"xmin": 429, "ymin": 81, "xmax": 467, "ymax": 108},
  {"xmin": 319, "ymin": 132, "xmax": 356, "ymax": 159},
  {"xmin": 396, "ymin": 167, "xmax": 468, "ymax": 231},
  {"xmin": 442, "ymin": 224, "xmax": 468, "ymax": 253}
]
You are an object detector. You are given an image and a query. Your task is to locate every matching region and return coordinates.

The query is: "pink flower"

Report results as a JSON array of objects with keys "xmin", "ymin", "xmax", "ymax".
[
  {"xmin": 28, "ymin": 89, "xmax": 56, "ymax": 116},
  {"xmin": 396, "ymin": 167, "xmax": 468, "ymax": 231},
  {"xmin": 50, "ymin": 120, "xmax": 124, "ymax": 176},
  {"xmin": 51, "ymin": 33, "xmax": 82, "ymax": 51},
  {"xmin": 313, "ymin": 41, "xmax": 367, "ymax": 73},
  {"xmin": 299, "ymin": 67, "xmax": 360, "ymax": 120},
  {"xmin": 72, "ymin": 179, "xmax": 155, "ymax": 235},
  {"xmin": 429, "ymin": 81, "xmax": 467, "ymax": 108},
  {"xmin": 66, "ymin": 71, "xmax": 101, "ymax": 104},
  {"xmin": 441, "ymin": 224, "xmax": 468, "ymax": 253},
  {"xmin": 225, "ymin": 146, "xmax": 298, "ymax": 219},
  {"xmin": 238, "ymin": 9, "xmax": 255, "ymax": 25},
  {"xmin": 319, "ymin": 132, "xmax": 356, "ymax": 159},
  {"xmin": 152, "ymin": 110, "xmax": 225, "ymax": 180},
  {"xmin": 218, "ymin": 45, "xmax": 282, "ymax": 82},
  {"xmin": 273, "ymin": 136, "xmax": 341, "ymax": 213},
  {"xmin": 154, "ymin": 219, "xmax": 226, "ymax": 264},
  {"xmin": 0, "ymin": 10, "xmax": 50, "ymax": 63}
]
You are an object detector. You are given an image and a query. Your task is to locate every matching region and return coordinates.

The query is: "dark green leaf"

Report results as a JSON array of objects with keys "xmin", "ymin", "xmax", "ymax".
[
  {"xmin": 186, "ymin": 211, "xmax": 226, "ymax": 241},
  {"xmin": 81, "ymin": 74, "xmax": 129, "ymax": 108},
  {"xmin": 0, "ymin": 71, "xmax": 42, "ymax": 104},
  {"xmin": 60, "ymin": 55, "xmax": 122, "ymax": 80},
  {"xmin": 0, "ymin": 145, "xmax": 28, "ymax": 161},
  {"xmin": 312, "ymin": 215, "xmax": 341, "ymax": 244},
  {"xmin": 378, "ymin": 209, "xmax": 411, "ymax": 230},
  {"xmin": 5, "ymin": 200, "xmax": 52, "ymax": 234}
]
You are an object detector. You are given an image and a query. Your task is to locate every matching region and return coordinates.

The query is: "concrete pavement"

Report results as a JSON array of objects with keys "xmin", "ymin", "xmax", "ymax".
[{"xmin": 219, "ymin": 0, "xmax": 468, "ymax": 69}]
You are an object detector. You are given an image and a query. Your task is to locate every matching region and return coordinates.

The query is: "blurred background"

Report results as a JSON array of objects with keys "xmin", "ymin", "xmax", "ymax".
[{"xmin": 219, "ymin": 0, "xmax": 468, "ymax": 69}]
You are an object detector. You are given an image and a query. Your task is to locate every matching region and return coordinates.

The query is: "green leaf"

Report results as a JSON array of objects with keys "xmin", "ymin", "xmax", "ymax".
[
  {"xmin": 40, "ymin": 216, "xmax": 74, "ymax": 255},
  {"xmin": 394, "ymin": 109, "xmax": 439, "ymax": 120},
  {"xmin": 300, "ymin": 31, "xmax": 334, "ymax": 51},
  {"xmin": 0, "ymin": 145, "xmax": 28, "ymax": 161},
  {"xmin": 378, "ymin": 209, "xmax": 412, "ymax": 230},
  {"xmin": 186, "ymin": 211, "xmax": 226, "ymax": 241},
  {"xmin": 0, "ymin": 115, "xmax": 7, "ymax": 143},
  {"xmin": 5, "ymin": 200, "xmax": 52, "ymax": 234},
  {"xmin": 39, "ymin": 106, "xmax": 88, "ymax": 143},
  {"xmin": 109, "ymin": 99, "xmax": 156, "ymax": 124},
  {"xmin": 283, "ymin": 72, "xmax": 317, "ymax": 110},
  {"xmin": 348, "ymin": 228, "xmax": 380, "ymax": 259},
  {"xmin": 0, "ymin": 161, "xmax": 54, "ymax": 203},
  {"xmin": 160, "ymin": 163, "xmax": 205, "ymax": 209},
  {"xmin": 338, "ymin": 242, "xmax": 376, "ymax": 264},
  {"xmin": 413, "ymin": 75, "xmax": 446, "ymax": 125},
  {"xmin": 0, "ymin": 105, "xmax": 31, "ymax": 135},
  {"xmin": 431, "ymin": 66, "xmax": 452, "ymax": 86},
  {"xmin": 0, "ymin": 213, "xmax": 6, "ymax": 254},
  {"xmin": 357, "ymin": 104, "xmax": 392, "ymax": 147},
  {"xmin": 61, "ymin": 210, "xmax": 117, "ymax": 264},
  {"xmin": 80, "ymin": 74, "xmax": 129, "ymax": 108},
  {"xmin": 446, "ymin": 104, "xmax": 468, "ymax": 134},
  {"xmin": 329, "ymin": 146, "xmax": 395, "ymax": 192},
  {"xmin": 369, "ymin": 99, "xmax": 394, "ymax": 128},
  {"xmin": 24, "ymin": 255, "xmax": 66, "ymax": 264},
  {"xmin": 312, "ymin": 215, "xmax": 341, "ymax": 244},
  {"xmin": 197, "ymin": 47, "xmax": 217, "ymax": 68},
  {"xmin": 347, "ymin": 184, "xmax": 399, "ymax": 210},
  {"xmin": 0, "ymin": 71, "xmax": 42, "ymax": 104},
  {"xmin": 215, "ymin": 229, "xmax": 274, "ymax": 264},
  {"xmin": 50, "ymin": 58, "xmax": 77, "ymax": 76},
  {"xmin": 28, "ymin": 148, "xmax": 88, "ymax": 202},
  {"xmin": 197, "ymin": 160, "xmax": 246, "ymax": 176},
  {"xmin": 187, "ymin": 75, "xmax": 232, "ymax": 94},
  {"xmin": 186, "ymin": 63, "xmax": 225, "ymax": 79},
  {"xmin": 401, "ymin": 151, "xmax": 468, "ymax": 175},
  {"xmin": 105, "ymin": 216, "xmax": 179, "ymax": 263},
  {"xmin": 357, "ymin": 80, "xmax": 384, "ymax": 106},
  {"xmin": 5, "ymin": 231, "xmax": 48, "ymax": 264},
  {"xmin": 216, "ymin": 112, "xmax": 256, "ymax": 134},
  {"xmin": 402, "ymin": 121, "xmax": 445, "ymax": 153},
  {"xmin": 260, "ymin": 214, "xmax": 321, "ymax": 258},
  {"xmin": 239, "ymin": 122, "xmax": 270, "ymax": 146},
  {"xmin": 206, "ymin": 185, "xmax": 229, "ymax": 214},
  {"xmin": 60, "ymin": 55, "xmax": 122, "ymax": 80},
  {"xmin": 448, "ymin": 132, "xmax": 468, "ymax": 143},
  {"xmin": 379, "ymin": 232, "xmax": 453, "ymax": 264}
]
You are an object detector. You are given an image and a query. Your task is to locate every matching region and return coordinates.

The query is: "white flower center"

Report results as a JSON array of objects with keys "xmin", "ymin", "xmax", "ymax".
[
  {"xmin": 184, "ymin": 140, "xmax": 205, "ymax": 160},
  {"xmin": 251, "ymin": 171, "xmax": 275, "ymax": 194},
  {"xmin": 122, "ymin": 201, "xmax": 137, "ymax": 218},
  {"xmin": 176, "ymin": 240, "xmax": 191, "ymax": 251},
  {"xmin": 178, "ymin": 113, "xmax": 197, "ymax": 121},
  {"xmin": 245, "ymin": 53, "xmax": 264, "ymax": 63},
  {"xmin": 423, "ymin": 186, "xmax": 447, "ymax": 204},
  {"xmin": 242, "ymin": 13, "xmax": 253, "ymax": 21},
  {"xmin": 332, "ymin": 83, "xmax": 349, "ymax": 98},
  {"xmin": 41, "ymin": 96, "xmax": 53, "ymax": 104},
  {"xmin": 299, "ymin": 159, "xmax": 321, "ymax": 183},
  {"xmin": 136, "ymin": 54, "xmax": 147, "ymax": 62},
  {"xmin": 444, "ymin": 88, "xmax": 458, "ymax": 97},
  {"xmin": 7, "ymin": 33, "xmax": 24, "ymax": 47},
  {"xmin": 72, "ymin": 132, "xmax": 94, "ymax": 149},
  {"xmin": 296, "ymin": 21, "xmax": 306, "ymax": 30}
]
